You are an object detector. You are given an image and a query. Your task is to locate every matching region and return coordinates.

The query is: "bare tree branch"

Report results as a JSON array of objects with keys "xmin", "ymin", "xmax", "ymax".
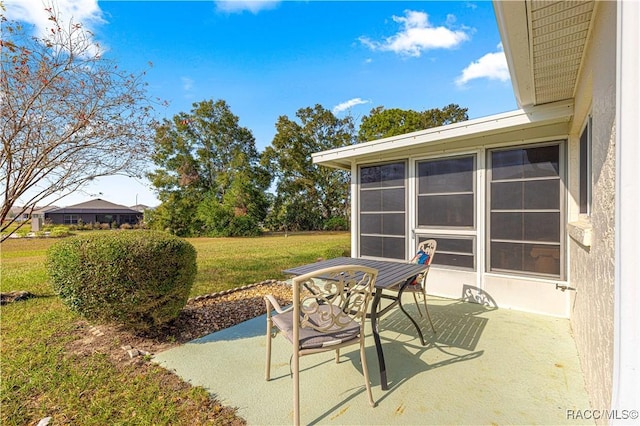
[{"xmin": 1, "ymin": 5, "xmax": 161, "ymax": 240}]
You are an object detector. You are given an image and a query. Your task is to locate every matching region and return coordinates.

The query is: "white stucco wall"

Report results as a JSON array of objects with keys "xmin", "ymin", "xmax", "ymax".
[{"xmin": 568, "ymin": 1, "xmax": 616, "ymax": 418}]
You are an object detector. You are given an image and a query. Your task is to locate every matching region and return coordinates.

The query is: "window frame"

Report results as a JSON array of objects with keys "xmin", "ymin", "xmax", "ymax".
[
  {"xmin": 579, "ymin": 115, "xmax": 592, "ymax": 216},
  {"xmin": 415, "ymin": 154, "xmax": 477, "ymax": 230},
  {"xmin": 96, "ymin": 214, "xmax": 114, "ymax": 224},
  {"xmin": 486, "ymin": 141, "xmax": 566, "ymax": 280},
  {"xmin": 357, "ymin": 161, "xmax": 408, "ymax": 260},
  {"xmin": 63, "ymin": 214, "xmax": 79, "ymax": 225},
  {"xmin": 413, "ymin": 153, "xmax": 478, "ymax": 270},
  {"xmin": 416, "ymin": 234, "xmax": 476, "ymax": 271}
]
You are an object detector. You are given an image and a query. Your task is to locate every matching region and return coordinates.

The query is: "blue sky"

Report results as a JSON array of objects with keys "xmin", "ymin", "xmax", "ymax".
[{"xmin": 7, "ymin": 0, "xmax": 517, "ymax": 207}]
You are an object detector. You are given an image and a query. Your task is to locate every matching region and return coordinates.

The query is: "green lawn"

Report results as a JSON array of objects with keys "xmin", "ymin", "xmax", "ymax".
[
  {"xmin": 0, "ymin": 231, "xmax": 350, "ymax": 425},
  {"xmin": 188, "ymin": 232, "xmax": 350, "ymax": 295}
]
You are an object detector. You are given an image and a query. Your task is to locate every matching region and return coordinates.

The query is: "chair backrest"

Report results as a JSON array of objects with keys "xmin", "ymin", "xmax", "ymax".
[
  {"xmin": 291, "ymin": 265, "xmax": 378, "ymax": 334},
  {"xmin": 412, "ymin": 239, "xmax": 437, "ymax": 266}
]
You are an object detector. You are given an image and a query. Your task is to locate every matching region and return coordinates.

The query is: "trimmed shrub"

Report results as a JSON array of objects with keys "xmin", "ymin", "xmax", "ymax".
[
  {"xmin": 47, "ymin": 231, "xmax": 197, "ymax": 331},
  {"xmin": 49, "ymin": 226, "xmax": 72, "ymax": 238}
]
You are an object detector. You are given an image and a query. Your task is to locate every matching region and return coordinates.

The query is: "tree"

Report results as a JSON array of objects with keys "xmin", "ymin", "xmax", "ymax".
[
  {"xmin": 147, "ymin": 99, "xmax": 270, "ymax": 237},
  {"xmin": 357, "ymin": 103, "xmax": 469, "ymax": 142},
  {"xmin": 262, "ymin": 105, "xmax": 354, "ymax": 231},
  {"xmin": 0, "ymin": 6, "xmax": 159, "ymax": 241}
]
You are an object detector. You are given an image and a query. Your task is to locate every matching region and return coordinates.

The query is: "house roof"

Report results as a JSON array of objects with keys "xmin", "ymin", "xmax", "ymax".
[
  {"xmin": 32, "ymin": 206, "xmax": 60, "ymax": 215},
  {"xmin": 313, "ymin": 1, "xmax": 595, "ymax": 170},
  {"xmin": 46, "ymin": 199, "xmax": 141, "ymax": 214},
  {"xmin": 9, "ymin": 205, "xmax": 59, "ymax": 216},
  {"xmin": 130, "ymin": 204, "xmax": 151, "ymax": 212}
]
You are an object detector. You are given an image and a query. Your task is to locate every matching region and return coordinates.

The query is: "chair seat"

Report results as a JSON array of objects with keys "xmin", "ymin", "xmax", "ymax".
[
  {"xmin": 387, "ymin": 278, "xmax": 424, "ymax": 292},
  {"xmin": 265, "ymin": 265, "xmax": 378, "ymax": 424},
  {"xmin": 272, "ymin": 304, "xmax": 360, "ymax": 350},
  {"xmin": 398, "ymin": 282, "xmax": 424, "ymax": 293}
]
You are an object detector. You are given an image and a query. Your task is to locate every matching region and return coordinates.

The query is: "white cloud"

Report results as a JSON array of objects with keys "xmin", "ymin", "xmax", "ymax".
[
  {"xmin": 359, "ymin": 10, "xmax": 470, "ymax": 58},
  {"xmin": 456, "ymin": 43, "xmax": 510, "ymax": 86},
  {"xmin": 215, "ymin": 1, "xmax": 280, "ymax": 14},
  {"xmin": 3, "ymin": 0, "xmax": 104, "ymax": 39},
  {"xmin": 3, "ymin": 0, "xmax": 105, "ymax": 56},
  {"xmin": 333, "ymin": 98, "xmax": 370, "ymax": 114}
]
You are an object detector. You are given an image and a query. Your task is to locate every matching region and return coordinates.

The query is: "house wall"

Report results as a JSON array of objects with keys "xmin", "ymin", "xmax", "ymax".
[
  {"xmin": 46, "ymin": 212, "xmax": 142, "ymax": 225},
  {"xmin": 567, "ymin": 1, "xmax": 616, "ymax": 418},
  {"xmin": 349, "ymin": 129, "xmax": 573, "ymax": 317},
  {"xmin": 46, "ymin": 213, "xmax": 97, "ymax": 225}
]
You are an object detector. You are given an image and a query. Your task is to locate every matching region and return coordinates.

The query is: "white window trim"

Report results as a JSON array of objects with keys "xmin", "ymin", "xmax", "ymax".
[
  {"xmin": 485, "ymin": 140, "xmax": 567, "ymax": 280},
  {"xmin": 411, "ymin": 152, "xmax": 479, "ymax": 270},
  {"xmin": 356, "ymin": 160, "xmax": 408, "ymax": 260}
]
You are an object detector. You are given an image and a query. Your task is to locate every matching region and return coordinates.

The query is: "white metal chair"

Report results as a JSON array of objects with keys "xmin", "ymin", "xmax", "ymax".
[
  {"xmin": 264, "ymin": 265, "xmax": 378, "ymax": 426},
  {"xmin": 399, "ymin": 239, "xmax": 437, "ymax": 334}
]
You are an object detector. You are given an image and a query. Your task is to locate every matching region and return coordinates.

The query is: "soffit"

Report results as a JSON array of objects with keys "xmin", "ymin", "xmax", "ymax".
[{"xmin": 530, "ymin": 1, "xmax": 595, "ymax": 104}]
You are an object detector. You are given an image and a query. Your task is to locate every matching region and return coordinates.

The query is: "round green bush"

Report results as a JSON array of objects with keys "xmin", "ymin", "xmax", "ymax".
[{"xmin": 47, "ymin": 231, "xmax": 197, "ymax": 331}]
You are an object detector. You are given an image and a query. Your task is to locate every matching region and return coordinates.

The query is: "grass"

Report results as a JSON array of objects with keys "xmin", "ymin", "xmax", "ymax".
[
  {"xmin": 188, "ymin": 232, "xmax": 350, "ymax": 295},
  {"xmin": 0, "ymin": 231, "xmax": 350, "ymax": 425}
]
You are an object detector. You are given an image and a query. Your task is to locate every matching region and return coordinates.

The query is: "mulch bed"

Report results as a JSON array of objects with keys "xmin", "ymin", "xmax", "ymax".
[{"xmin": 64, "ymin": 280, "xmax": 294, "ymax": 364}]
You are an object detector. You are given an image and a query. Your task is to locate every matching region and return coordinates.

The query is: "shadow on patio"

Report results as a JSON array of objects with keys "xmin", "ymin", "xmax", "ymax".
[{"xmin": 154, "ymin": 296, "xmax": 592, "ymax": 425}]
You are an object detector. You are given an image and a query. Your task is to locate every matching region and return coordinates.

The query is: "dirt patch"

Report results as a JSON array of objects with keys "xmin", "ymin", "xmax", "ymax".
[
  {"xmin": 57, "ymin": 281, "xmax": 293, "ymax": 424},
  {"xmin": 1, "ymin": 290, "xmax": 34, "ymax": 305}
]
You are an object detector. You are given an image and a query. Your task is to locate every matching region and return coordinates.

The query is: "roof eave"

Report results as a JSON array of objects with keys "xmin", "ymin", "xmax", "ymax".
[
  {"xmin": 312, "ymin": 101, "xmax": 573, "ymax": 170},
  {"xmin": 493, "ymin": 0, "xmax": 535, "ymax": 108}
]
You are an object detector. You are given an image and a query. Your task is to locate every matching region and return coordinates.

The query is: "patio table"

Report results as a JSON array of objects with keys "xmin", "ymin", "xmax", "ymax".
[{"xmin": 283, "ymin": 256, "xmax": 429, "ymax": 390}]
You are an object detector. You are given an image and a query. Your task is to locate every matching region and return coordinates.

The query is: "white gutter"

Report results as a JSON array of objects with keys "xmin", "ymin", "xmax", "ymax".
[
  {"xmin": 492, "ymin": 0, "xmax": 535, "ymax": 108},
  {"xmin": 612, "ymin": 0, "xmax": 640, "ymax": 421}
]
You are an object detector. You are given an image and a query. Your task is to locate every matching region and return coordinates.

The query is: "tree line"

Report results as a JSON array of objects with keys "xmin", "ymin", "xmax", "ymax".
[
  {"xmin": 1, "ymin": 6, "xmax": 468, "ymax": 240},
  {"xmin": 145, "ymin": 100, "xmax": 469, "ymax": 236}
]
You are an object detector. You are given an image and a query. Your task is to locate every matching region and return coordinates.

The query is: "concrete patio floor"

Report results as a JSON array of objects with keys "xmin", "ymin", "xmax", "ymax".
[{"xmin": 154, "ymin": 296, "xmax": 593, "ymax": 425}]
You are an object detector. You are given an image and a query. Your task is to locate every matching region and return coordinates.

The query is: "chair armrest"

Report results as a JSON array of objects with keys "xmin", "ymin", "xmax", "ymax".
[{"xmin": 264, "ymin": 294, "xmax": 292, "ymax": 315}]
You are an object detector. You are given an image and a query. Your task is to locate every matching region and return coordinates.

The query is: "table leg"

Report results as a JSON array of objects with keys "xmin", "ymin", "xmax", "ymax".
[
  {"xmin": 370, "ymin": 288, "xmax": 389, "ymax": 390},
  {"xmin": 397, "ymin": 278, "xmax": 426, "ymax": 346}
]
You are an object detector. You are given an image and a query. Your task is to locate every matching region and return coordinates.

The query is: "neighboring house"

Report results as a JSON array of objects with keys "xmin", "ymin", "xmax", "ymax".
[
  {"xmin": 9, "ymin": 206, "xmax": 58, "ymax": 222},
  {"xmin": 129, "ymin": 204, "xmax": 150, "ymax": 213},
  {"xmin": 31, "ymin": 206, "xmax": 59, "ymax": 221},
  {"xmin": 45, "ymin": 199, "xmax": 143, "ymax": 226},
  {"xmin": 6, "ymin": 205, "xmax": 58, "ymax": 222},
  {"xmin": 31, "ymin": 205, "xmax": 60, "ymax": 231},
  {"xmin": 313, "ymin": 0, "xmax": 638, "ymax": 420},
  {"xmin": 7, "ymin": 206, "xmax": 31, "ymax": 222}
]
